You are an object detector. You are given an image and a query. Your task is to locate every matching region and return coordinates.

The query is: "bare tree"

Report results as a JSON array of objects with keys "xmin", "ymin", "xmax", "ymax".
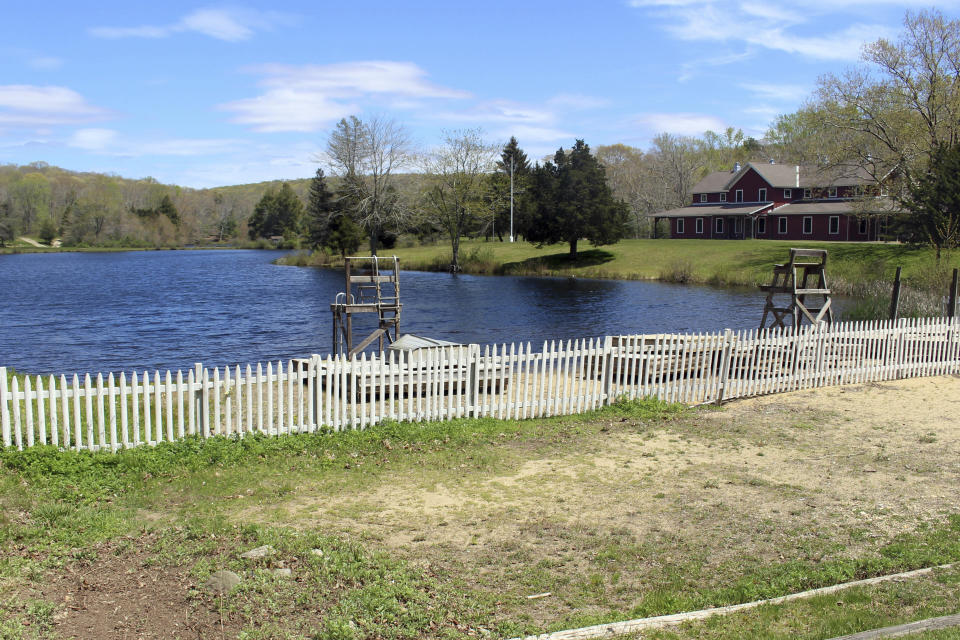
[
  {"xmin": 325, "ymin": 115, "xmax": 414, "ymax": 255},
  {"xmin": 816, "ymin": 9, "xmax": 960, "ymax": 187},
  {"xmin": 421, "ymin": 129, "xmax": 498, "ymax": 271}
]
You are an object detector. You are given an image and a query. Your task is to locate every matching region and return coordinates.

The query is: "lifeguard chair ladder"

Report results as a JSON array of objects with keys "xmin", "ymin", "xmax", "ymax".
[
  {"xmin": 759, "ymin": 248, "xmax": 834, "ymax": 329},
  {"xmin": 331, "ymin": 256, "xmax": 402, "ymax": 357}
]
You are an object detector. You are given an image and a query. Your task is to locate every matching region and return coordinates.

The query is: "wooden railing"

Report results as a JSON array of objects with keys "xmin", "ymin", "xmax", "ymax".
[{"xmin": 2, "ymin": 316, "xmax": 958, "ymax": 452}]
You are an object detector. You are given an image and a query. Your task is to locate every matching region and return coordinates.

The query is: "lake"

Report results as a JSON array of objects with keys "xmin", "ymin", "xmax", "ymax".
[{"xmin": 1, "ymin": 249, "xmax": 811, "ymax": 375}]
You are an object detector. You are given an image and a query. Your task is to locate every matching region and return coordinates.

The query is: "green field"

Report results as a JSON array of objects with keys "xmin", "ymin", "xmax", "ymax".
[{"xmin": 382, "ymin": 238, "xmax": 959, "ymax": 294}]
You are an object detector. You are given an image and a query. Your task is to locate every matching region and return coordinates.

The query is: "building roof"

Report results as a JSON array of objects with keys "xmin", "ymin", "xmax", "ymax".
[
  {"xmin": 690, "ymin": 170, "xmax": 733, "ymax": 194},
  {"xmin": 652, "ymin": 198, "xmax": 898, "ymax": 218},
  {"xmin": 652, "ymin": 203, "xmax": 769, "ymax": 218},
  {"xmin": 690, "ymin": 162, "xmax": 882, "ymax": 194}
]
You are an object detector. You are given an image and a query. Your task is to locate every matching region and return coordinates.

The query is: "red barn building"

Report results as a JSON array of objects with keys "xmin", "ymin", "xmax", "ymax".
[{"xmin": 652, "ymin": 162, "xmax": 892, "ymax": 241}]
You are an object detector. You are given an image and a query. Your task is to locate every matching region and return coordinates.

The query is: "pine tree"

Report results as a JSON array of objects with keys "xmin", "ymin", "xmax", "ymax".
[
  {"xmin": 524, "ymin": 140, "xmax": 629, "ymax": 258},
  {"xmin": 306, "ymin": 168, "xmax": 336, "ymax": 250},
  {"xmin": 325, "ymin": 212, "xmax": 364, "ymax": 258},
  {"xmin": 157, "ymin": 194, "xmax": 180, "ymax": 227}
]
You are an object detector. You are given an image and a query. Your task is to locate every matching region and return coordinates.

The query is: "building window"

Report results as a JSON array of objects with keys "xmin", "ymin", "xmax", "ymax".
[
  {"xmin": 699, "ymin": 194, "xmax": 706, "ymax": 203},
  {"xmin": 677, "ymin": 218, "xmax": 684, "ymax": 234},
  {"xmin": 716, "ymin": 217, "xmax": 724, "ymax": 234},
  {"xmin": 735, "ymin": 217, "xmax": 742, "ymax": 233},
  {"xmin": 829, "ymin": 216, "xmax": 840, "ymax": 234},
  {"xmin": 696, "ymin": 218, "xmax": 703, "ymax": 234},
  {"xmin": 803, "ymin": 216, "xmax": 813, "ymax": 234},
  {"xmin": 778, "ymin": 217, "xmax": 788, "ymax": 234},
  {"xmin": 719, "ymin": 193, "xmax": 727, "ymax": 202},
  {"xmin": 859, "ymin": 219, "xmax": 867, "ymax": 234},
  {"xmin": 828, "ymin": 187, "xmax": 838, "ymax": 198},
  {"xmin": 757, "ymin": 217, "xmax": 766, "ymax": 234},
  {"xmin": 803, "ymin": 188, "xmax": 812, "ymax": 199},
  {"xmin": 758, "ymin": 188, "xmax": 767, "ymax": 201},
  {"xmin": 735, "ymin": 189, "xmax": 743, "ymax": 203},
  {"xmin": 784, "ymin": 188, "xmax": 792, "ymax": 199}
]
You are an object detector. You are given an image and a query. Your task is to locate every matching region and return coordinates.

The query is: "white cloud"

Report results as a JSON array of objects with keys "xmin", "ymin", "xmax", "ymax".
[
  {"xmin": 67, "ymin": 130, "xmax": 246, "ymax": 157},
  {"xmin": 547, "ymin": 94, "xmax": 610, "ymax": 110},
  {"xmin": 492, "ymin": 125, "xmax": 574, "ymax": 144},
  {"xmin": 740, "ymin": 82, "xmax": 810, "ymax": 102},
  {"xmin": 89, "ymin": 25, "xmax": 170, "ymax": 39},
  {"xmin": 69, "ymin": 128, "xmax": 118, "ymax": 150},
  {"xmin": 0, "ymin": 85, "xmax": 111, "ymax": 127},
  {"xmin": 89, "ymin": 7, "xmax": 291, "ymax": 42},
  {"xmin": 222, "ymin": 61, "xmax": 470, "ymax": 133},
  {"xmin": 631, "ymin": 0, "xmax": 894, "ymax": 61},
  {"xmin": 636, "ymin": 112, "xmax": 727, "ymax": 136}
]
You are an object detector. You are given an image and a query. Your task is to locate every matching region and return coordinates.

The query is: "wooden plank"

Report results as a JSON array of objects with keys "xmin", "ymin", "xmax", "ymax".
[
  {"xmin": 60, "ymin": 374, "xmax": 70, "ymax": 449},
  {"xmin": 24, "ymin": 376, "xmax": 34, "ymax": 448},
  {"xmin": 85, "ymin": 374, "xmax": 95, "ymax": 449},
  {"xmin": 213, "ymin": 367, "xmax": 222, "ymax": 436},
  {"xmin": 108, "ymin": 373, "xmax": 117, "ymax": 451},
  {"xmin": 36, "ymin": 376, "xmax": 47, "ymax": 446},
  {"xmin": 131, "ymin": 372, "xmax": 141, "ymax": 447},
  {"xmin": 11, "ymin": 378, "xmax": 21, "ymax": 450},
  {"xmin": 119, "ymin": 373, "xmax": 129, "ymax": 448},
  {"xmin": 0, "ymin": 367, "xmax": 9, "ymax": 448},
  {"xmin": 224, "ymin": 367, "xmax": 233, "ymax": 436},
  {"xmin": 153, "ymin": 371, "xmax": 163, "ymax": 443},
  {"xmin": 824, "ymin": 614, "xmax": 960, "ymax": 640}
]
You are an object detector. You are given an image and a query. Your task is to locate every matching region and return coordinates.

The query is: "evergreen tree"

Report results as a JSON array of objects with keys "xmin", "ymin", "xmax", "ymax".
[
  {"xmin": 247, "ymin": 183, "xmax": 305, "ymax": 240},
  {"xmin": 38, "ymin": 216, "xmax": 57, "ymax": 245},
  {"xmin": 325, "ymin": 212, "xmax": 365, "ymax": 258},
  {"xmin": 306, "ymin": 168, "xmax": 336, "ymax": 250},
  {"xmin": 904, "ymin": 142, "xmax": 960, "ymax": 260},
  {"xmin": 488, "ymin": 137, "xmax": 530, "ymax": 241},
  {"xmin": 524, "ymin": 140, "xmax": 629, "ymax": 258},
  {"xmin": 157, "ymin": 194, "xmax": 180, "ymax": 226}
]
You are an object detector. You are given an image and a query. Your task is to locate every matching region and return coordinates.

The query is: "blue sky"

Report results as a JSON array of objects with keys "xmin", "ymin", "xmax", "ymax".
[{"xmin": 1, "ymin": 1, "xmax": 956, "ymax": 188}]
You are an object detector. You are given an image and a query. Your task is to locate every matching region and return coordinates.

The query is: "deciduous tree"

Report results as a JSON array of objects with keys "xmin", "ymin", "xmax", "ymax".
[
  {"xmin": 325, "ymin": 116, "xmax": 413, "ymax": 255},
  {"xmin": 422, "ymin": 129, "xmax": 498, "ymax": 271}
]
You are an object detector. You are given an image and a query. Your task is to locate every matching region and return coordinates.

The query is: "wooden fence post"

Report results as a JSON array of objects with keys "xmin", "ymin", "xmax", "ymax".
[
  {"xmin": 194, "ymin": 363, "xmax": 204, "ymax": 437},
  {"xmin": 0, "ymin": 367, "xmax": 9, "ymax": 448},
  {"xmin": 949, "ymin": 268, "xmax": 958, "ymax": 318},
  {"xmin": 890, "ymin": 266, "xmax": 902, "ymax": 320},
  {"xmin": 715, "ymin": 329, "xmax": 734, "ymax": 405},
  {"xmin": 602, "ymin": 336, "xmax": 614, "ymax": 406},
  {"xmin": 468, "ymin": 344, "xmax": 480, "ymax": 418}
]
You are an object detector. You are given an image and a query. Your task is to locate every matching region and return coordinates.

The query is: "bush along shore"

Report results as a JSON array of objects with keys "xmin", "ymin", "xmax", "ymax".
[{"xmin": 276, "ymin": 238, "xmax": 960, "ymax": 320}]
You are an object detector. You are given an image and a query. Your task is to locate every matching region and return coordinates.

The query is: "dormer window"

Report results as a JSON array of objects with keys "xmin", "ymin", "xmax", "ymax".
[
  {"xmin": 719, "ymin": 193, "xmax": 727, "ymax": 202},
  {"xmin": 784, "ymin": 188, "xmax": 792, "ymax": 199},
  {"xmin": 758, "ymin": 188, "xmax": 767, "ymax": 201},
  {"xmin": 700, "ymin": 194, "xmax": 707, "ymax": 203},
  {"xmin": 828, "ymin": 187, "xmax": 838, "ymax": 198}
]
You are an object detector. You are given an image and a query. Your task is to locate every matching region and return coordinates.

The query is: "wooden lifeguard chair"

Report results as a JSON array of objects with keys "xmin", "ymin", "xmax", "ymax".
[
  {"xmin": 331, "ymin": 256, "xmax": 402, "ymax": 357},
  {"xmin": 759, "ymin": 248, "xmax": 833, "ymax": 329}
]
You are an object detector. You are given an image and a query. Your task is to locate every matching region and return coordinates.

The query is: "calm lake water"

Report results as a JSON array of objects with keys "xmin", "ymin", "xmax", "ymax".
[{"xmin": 2, "ymin": 249, "xmax": 811, "ymax": 375}]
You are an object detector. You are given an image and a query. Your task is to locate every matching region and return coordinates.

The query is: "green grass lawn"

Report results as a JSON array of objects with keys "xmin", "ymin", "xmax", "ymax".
[
  {"xmin": 2, "ymin": 378, "xmax": 960, "ymax": 639},
  {"xmin": 382, "ymin": 238, "xmax": 960, "ymax": 294}
]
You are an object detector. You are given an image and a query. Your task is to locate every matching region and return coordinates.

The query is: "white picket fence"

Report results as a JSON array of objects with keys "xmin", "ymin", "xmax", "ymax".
[{"xmin": 2, "ymin": 316, "xmax": 959, "ymax": 453}]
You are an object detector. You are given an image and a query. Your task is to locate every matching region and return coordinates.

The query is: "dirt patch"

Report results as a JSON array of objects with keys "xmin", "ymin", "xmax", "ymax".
[
  {"xmin": 234, "ymin": 375, "xmax": 960, "ymax": 626},
  {"xmin": 32, "ymin": 535, "xmax": 240, "ymax": 640}
]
